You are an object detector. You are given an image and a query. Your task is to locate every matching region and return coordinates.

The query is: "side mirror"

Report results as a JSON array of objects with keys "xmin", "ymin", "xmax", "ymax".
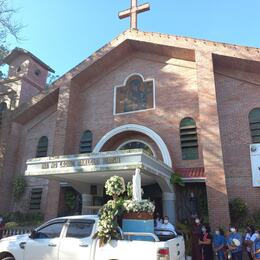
[{"xmin": 29, "ymin": 230, "xmax": 38, "ymax": 239}]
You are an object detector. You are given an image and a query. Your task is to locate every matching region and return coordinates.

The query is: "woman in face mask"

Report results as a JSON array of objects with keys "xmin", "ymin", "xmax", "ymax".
[
  {"xmin": 199, "ymin": 224, "xmax": 214, "ymax": 260},
  {"xmin": 227, "ymin": 226, "xmax": 242, "ymax": 260},
  {"xmin": 191, "ymin": 217, "xmax": 203, "ymax": 260},
  {"xmin": 213, "ymin": 228, "xmax": 226, "ymax": 260},
  {"xmin": 244, "ymin": 225, "xmax": 257, "ymax": 260},
  {"xmin": 252, "ymin": 231, "xmax": 260, "ymax": 260}
]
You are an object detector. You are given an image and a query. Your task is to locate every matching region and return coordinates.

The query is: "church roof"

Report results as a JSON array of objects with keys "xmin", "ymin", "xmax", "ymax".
[
  {"xmin": 54, "ymin": 29, "xmax": 260, "ymax": 87},
  {"xmin": 3, "ymin": 47, "xmax": 55, "ymax": 73},
  {"xmin": 11, "ymin": 29, "xmax": 260, "ymax": 123}
]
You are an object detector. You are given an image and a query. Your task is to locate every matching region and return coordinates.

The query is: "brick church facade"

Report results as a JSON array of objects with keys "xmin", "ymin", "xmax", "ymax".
[{"xmin": 1, "ymin": 29, "xmax": 260, "ymax": 228}]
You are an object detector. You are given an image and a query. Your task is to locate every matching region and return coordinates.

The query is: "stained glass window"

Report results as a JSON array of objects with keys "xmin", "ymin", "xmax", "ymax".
[{"xmin": 115, "ymin": 75, "xmax": 154, "ymax": 114}]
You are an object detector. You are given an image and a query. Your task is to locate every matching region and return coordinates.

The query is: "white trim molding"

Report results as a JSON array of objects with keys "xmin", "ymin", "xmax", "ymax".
[{"xmin": 93, "ymin": 124, "xmax": 172, "ymax": 167}]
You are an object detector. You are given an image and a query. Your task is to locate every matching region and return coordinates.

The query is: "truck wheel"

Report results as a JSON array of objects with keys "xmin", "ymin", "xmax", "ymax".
[{"xmin": 2, "ymin": 257, "xmax": 15, "ymax": 260}]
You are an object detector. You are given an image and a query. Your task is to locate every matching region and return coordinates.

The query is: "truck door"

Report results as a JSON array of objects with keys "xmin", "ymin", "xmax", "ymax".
[
  {"xmin": 23, "ymin": 220, "xmax": 66, "ymax": 260},
  {"xmin": 58, "ymin": 219, "xmax": 95, "ymax": 260}
]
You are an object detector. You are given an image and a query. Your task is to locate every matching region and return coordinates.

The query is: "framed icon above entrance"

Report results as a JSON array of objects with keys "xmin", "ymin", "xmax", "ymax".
[{"xmin": 114, "ymin": 73, "xmax": 155, "ymax": 115}]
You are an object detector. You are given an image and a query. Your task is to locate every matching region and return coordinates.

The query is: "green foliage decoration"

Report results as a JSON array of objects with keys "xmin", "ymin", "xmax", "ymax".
[
  {"xmin": 3, "ymin": 211, "xmax": 44, "ymax": 227},
  {"xmin": 229, "ymin": 198, "xmax": 248, "ymax": 226},
  {"xmin": 5, "ymin": 221, "xmax": 18, "ymax": 229},
  {"xmin": 126, "ymin": 182, "xmax": 133, "ymax": 199},
  {"xmin": 13, "ymin": 176, "xmax": 26, "ymax": 201},
  {"xmin": 170, "ymin": 172, "xmax": 185, "ymax": 187},
  {"xmin": 64, "ymin": 190, "xmax": 76, "ymax": 211}
]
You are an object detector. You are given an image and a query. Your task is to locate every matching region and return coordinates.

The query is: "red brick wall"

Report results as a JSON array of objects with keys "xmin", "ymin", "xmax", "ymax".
[
  {"xmin": 214, "ymin": 64, "xmax": 260, "ymax": 212},
  {"xmin": 70, "ymin": 52, "xmax": 203, "ymax": 169}
]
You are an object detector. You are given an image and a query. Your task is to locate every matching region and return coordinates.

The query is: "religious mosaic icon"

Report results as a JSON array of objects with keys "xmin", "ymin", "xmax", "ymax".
[{"xmin": 115, "ymin": 74, "xmax": 154, "ymax": 114}]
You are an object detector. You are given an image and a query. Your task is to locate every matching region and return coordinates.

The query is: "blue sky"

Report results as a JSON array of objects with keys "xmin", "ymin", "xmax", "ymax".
[{"xmin": 8, "ymin": 0, "xmax": 260, "ymax": 77}]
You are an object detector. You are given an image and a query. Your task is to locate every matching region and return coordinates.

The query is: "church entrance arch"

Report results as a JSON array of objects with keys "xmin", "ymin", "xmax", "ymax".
[
  {"xmin": 93, "ymin": 124, "xmax": 176, "ymax": 222},
  {"xmin": 93, "ymin": 124, "xmax": 172, "ymax": 167}
]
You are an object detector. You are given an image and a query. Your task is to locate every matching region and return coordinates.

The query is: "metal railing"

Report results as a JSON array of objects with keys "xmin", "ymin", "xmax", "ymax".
[{"xmin": 2, "ymin": 228, "xmax": 30, "ymax": 237}]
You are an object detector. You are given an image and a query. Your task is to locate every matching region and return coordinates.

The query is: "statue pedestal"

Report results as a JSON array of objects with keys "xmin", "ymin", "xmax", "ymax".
[{"xmin": 122, "ymin": 212, "xmax": 154, "ymax": 241}]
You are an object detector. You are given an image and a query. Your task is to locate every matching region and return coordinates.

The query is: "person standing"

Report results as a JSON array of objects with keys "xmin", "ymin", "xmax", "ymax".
[
  {"xmin": 245, "ymin": 225, "xmax": 257, "ymax": 260},
  {"xmin": 213, "ymin": 228, "xmax": 226, "ymax": 260},
  {"xmin": 191, "ymin": 217, "xmax": 203, "ymax": 260},
  {"xmin": 154, "ymin": 212, "xmax": 162, "ymax": 229},
  {"xmin": 252, "ymin": 230, "xmax": 260, "ymax": 260},
  {"xmin": 227, "ymin": 226, "xmax": 243, "ymax": 260},
  {"xmin": 199, "ymin": 224, "xmax": 214, "ymax": 260}
]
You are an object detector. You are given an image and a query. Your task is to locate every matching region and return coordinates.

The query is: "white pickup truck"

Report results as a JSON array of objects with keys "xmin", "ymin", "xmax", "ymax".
[{"xmin": 0, "ymin": 215, "xmax": 185, "ymax": 260}]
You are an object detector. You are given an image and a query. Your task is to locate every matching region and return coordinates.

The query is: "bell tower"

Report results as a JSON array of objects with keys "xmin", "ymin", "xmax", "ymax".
[{"xmin": 1, "ymin": 47, "xmax": 55, "ymax": 108}]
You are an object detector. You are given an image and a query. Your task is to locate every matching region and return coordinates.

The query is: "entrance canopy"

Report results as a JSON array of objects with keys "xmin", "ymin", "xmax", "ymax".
[{"xmin": 25, "ymin": 149, "xmax": 174, "ymax": 192}]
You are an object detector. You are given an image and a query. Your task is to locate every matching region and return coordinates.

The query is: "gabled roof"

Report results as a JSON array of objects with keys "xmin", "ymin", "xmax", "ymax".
[
  {"xmin": 11, "ymin": 29, "xmax": 260, "ymax": 122},
  {"xmin": 52, "ymin": 29, "xmax": 260, "ymax": 87},
  {"xmin": 3, "ymin": 47, "xmax": 55, "ymax": 73}
]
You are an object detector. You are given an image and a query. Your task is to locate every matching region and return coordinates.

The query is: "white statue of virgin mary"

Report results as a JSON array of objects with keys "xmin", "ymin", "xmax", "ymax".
[{"xmin": 132, "ymin": 168, "xmax": 142, "ymax": 201}]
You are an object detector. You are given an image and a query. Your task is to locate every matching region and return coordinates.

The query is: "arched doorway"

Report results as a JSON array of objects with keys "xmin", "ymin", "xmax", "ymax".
[
  {"xmin": 93, "ymin": 124, "xmax": 172, "ymax": 167},
  {"xmin": 93, "ymin": 124, "xmax": 175, "ymax": 222}
]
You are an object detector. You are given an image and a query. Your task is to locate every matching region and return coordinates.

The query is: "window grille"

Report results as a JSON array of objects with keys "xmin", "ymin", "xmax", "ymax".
[
  {"xmin": 249, "ymin": 108, "xmax": 260, "ymax": 143},
  {"xmin": 180, "ymin": 117, "xmax": 199, "ymax": 160},
  {"xmin": 80, "ymin": 130, "xmax": 92, "ymax": 153},
  {"xmin": 36, "ymin": 136, "xmax": 48, "ymax": 158}
]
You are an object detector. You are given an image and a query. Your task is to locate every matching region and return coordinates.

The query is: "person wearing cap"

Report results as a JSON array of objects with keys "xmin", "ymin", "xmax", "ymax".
[
  {"xmin": 227, "ymin": 226, "xmax": 243, "ymax": 260},
  {"xmin": 244, "ymin": 225, "xmax": 257, "ymax": 260},
  {"xmin": 252, "ymin": 230, "xmax": 260, "ymax": 260},
  {"xmin": 213, "ymin": 228, "xmax": 226, "ymax": 260}
]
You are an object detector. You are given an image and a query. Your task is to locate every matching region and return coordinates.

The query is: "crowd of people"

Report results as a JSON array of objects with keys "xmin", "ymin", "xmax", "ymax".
[{"xmin": 192, "ymin": 217, "xmax": 260, "ymax": 260}]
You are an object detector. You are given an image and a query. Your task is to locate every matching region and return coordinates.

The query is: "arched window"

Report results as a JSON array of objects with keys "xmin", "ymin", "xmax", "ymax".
[
  {"xmin": 180, "ymin": 117, "xmax": 199, "ymax": 160},
  {"xmin": 118, "ymin": 140, "xmax": 154, "ymax": 157},
  {"xmin": 0, "ymin": 102, "xmax": 7, "ymax": 127},
  {"xmin": 80, "ymin": 130, "xmax": 93, "ymax": 153},
  {"xmin": 249, "ymin": 108, "xmax": 260, "ymax": 143},
  {"xmin": 36, "ymin": 136, "xmax": 48, "ymax": 158}
]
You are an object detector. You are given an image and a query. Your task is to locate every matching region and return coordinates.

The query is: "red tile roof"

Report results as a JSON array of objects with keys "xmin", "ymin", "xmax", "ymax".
[{"xmin": 176, "ymin": 167, "xmax": 205, "ymax": 179}]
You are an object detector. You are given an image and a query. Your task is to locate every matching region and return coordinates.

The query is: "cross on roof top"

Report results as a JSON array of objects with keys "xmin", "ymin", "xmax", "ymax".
[{"xmin": 118, "ymin": 0, "xmax": 150, "ymax": 30}]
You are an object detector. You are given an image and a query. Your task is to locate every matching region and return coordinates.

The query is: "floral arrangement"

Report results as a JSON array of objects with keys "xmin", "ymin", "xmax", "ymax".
[
  {"xmin": 95, "ymin": 175, "xmax": 155, "ymax": 246},
  {"xmin": 96, "ymin": 199, "xmax": 123, "ymax": 246},
  {"xmin": 123, "ymin": 199, "xmax": 155, "ymax": 214},
  {"xmin": 104, "ymin": 176, "xmax": 125, "ymax": 198}
]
